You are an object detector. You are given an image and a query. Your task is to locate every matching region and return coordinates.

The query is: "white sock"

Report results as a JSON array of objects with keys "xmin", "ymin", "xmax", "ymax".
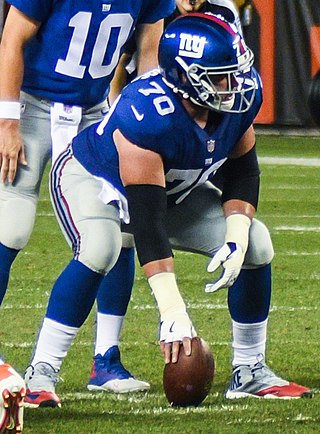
[
  {"xmin": 31, "ymin": 317, "xmax": 79, "ymax": 371},
  {"xmin": 232, "ymin": 319, "xmax": 268, "ymax": 367},
  {"xmin": 94, "ymin": 313, "xmax": 124, "ymax": 356}
]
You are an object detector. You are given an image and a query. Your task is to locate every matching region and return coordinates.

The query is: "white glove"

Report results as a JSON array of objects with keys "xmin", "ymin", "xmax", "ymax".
[
  {"xmin": 205, "ymin": 242, "xmax": 245, "ymax": 293},
  {"xmin": 159, "ymin": 312, "xmax": 197, "ymax": 343}
]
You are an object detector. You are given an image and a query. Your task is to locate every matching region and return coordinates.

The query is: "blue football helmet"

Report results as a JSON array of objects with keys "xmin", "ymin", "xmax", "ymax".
[{"xmin": 158, "ymin": 13, "xmax": 256, "ymax": 113}]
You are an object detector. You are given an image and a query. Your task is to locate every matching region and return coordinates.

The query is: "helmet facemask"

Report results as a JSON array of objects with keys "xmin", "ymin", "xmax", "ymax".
[{"xmin": 174, "ymin": 52, "xmax": 256, "ymax": 113}]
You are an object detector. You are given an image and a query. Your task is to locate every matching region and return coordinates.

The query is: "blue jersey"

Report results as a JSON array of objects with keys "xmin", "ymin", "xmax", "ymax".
[
  {"xmin": 9, "ymin": 0, "xmax": 175, "ymax": 107},
  {"xmin": 72, "ymin": 69, "xmax": 262, "ymax": 206}
]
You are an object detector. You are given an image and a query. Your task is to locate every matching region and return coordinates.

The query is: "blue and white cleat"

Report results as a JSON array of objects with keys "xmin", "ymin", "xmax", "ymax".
[
  {"xmin": 0, "ymin": 363, "xmax": 25, "ymax": 433},
  {"xmin": 87, "ymin": 346, "xmax": 150, "ymax": 393}
]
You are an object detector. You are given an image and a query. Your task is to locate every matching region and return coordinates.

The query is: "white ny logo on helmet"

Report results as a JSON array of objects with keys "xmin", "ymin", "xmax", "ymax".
[{"xmin": 178, "ymin": 34, "xmax": 206, "ymax": 59}]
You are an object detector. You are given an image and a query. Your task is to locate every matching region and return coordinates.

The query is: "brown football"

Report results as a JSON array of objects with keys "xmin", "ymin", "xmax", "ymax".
[{"xmin": 163, "ymin": 337, "xmax": 215, "ymax": 407}]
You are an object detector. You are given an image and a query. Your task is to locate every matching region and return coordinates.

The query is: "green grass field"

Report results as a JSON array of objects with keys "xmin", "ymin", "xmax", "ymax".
[{"xmin": 1, "ymin": 133, "xmax": 320, "ymax": 433}]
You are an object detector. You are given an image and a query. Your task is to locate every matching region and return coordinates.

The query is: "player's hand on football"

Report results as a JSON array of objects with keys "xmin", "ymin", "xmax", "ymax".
[
  {"xmin": 159, "ymin": 312, "xmax": 196, "ymax": 364},
  {"xmin": 205, "ymin": 242, "xmax": 245, "ymax": 293},
  {"xmin": 161, "ymin": 337, "xmax": 192, "ymax": 365},
  {"xmin": 0, "ymin": 120, "xmax": 27, "ymax": 183}
]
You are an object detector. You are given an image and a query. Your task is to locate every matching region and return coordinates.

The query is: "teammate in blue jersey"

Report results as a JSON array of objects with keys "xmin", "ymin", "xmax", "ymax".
[
  {"xmin": 30, "ymin": 13, "xmax": 312, "ymax": 402},
  {"xmin": 0, "ymin": 0, "xmax": 175, "ymax": 425},
  {"xmin": 109, "ymin": 0, "xmax": 243, "ymax": 100}
]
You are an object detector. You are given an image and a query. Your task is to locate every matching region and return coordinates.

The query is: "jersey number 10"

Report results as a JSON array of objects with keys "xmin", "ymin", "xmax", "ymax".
[{"xmin": 55, "ymin": 12, "xmax": 133, "ymax": 79}]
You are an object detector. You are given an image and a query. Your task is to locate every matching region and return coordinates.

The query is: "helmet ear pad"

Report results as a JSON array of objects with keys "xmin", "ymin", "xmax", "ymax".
[{"xmin": 158, "ymin": 12, "xmax": 256, "ymax": 113}]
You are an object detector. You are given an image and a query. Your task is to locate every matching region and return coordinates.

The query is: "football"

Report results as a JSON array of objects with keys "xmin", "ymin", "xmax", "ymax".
[{"xmin": 163, "ymin": 337, "xmax": 215, "ymax": 407}]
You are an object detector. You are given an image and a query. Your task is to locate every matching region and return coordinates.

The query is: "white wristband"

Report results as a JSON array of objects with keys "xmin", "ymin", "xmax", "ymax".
[
  {"xmin": 0, "ymin": 101, "xmax": 21, "ymax": 120},
  {"xmin": 225, "ymin": 214, "xmax": 251, "ymax": 252},
  {"xmin": 148, "ymin": 272, "xmax": 186, "ymax": 318}
]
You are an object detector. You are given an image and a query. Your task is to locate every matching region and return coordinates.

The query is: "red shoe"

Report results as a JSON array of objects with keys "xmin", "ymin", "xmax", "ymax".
[
  {"xmin": 24, "ymin": 390, "xmax": 61, "ymax": 408},
  {"xmin": 24, "ymin": 363, "xmax": 61, "ymax": 408},
  {"xmin": 0, "ymin": 363, "xmax": 25, "ymax": 433}
]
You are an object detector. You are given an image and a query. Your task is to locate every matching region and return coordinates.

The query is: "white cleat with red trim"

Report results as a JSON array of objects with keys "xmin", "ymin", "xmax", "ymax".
[{"xmin": 226, "ymin": 357, "xmax": 312, "ymax": 400}]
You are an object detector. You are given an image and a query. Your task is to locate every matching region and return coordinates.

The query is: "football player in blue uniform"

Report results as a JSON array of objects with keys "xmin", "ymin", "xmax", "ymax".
[
  {"xmin": 32, "ymin": 13, "xmax": 312, "ymax": 402},
  {"xmin": 0, "ymin": 0, "xmax": 175, "ymax": 423},
  {"xmin": 109, "ymin": 0, "xmax": 242, "ymax": 101},
  {"xmin": 22, "ymin": 0, "xmax": 250, "ymax": 411}
]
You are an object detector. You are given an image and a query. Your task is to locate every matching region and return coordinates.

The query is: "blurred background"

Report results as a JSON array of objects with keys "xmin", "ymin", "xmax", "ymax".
[
  {"xmin": 235, "ymin": 0, "xmax": 320, "ymax": 129},
  {"xmin": 1, "ymin": 0, "xmax": 320, "ymax": 129}
]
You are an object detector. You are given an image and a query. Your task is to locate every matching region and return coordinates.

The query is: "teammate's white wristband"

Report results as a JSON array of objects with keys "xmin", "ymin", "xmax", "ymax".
[
  {"xmin": 0, "ymin": 101, "xmax": 21, "ymax": 120},
  {"xmin": 148, "ymin": 272, "xmax": 186, "ymax": 317},
  {"xmin": 225, "ymin": 214, "xmax": 251, "ymax": 252}
]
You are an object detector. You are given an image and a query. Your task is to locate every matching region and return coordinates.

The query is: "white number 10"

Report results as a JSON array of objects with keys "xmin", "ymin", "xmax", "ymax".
[{"xmin": 56, "ymin": 12, "xmax": 133, "ymax": 79}]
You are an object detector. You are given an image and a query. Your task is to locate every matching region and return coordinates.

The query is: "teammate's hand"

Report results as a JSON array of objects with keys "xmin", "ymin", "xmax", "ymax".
[
  {"xmin": 205, "ymin": 242, "xmax": 245, "ymax": 293},
  {"xmin": 159, "ymin": 312, "xmax": 196, "ymax": 363}
]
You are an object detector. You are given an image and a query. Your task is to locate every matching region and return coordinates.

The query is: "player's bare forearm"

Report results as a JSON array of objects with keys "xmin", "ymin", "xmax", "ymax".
[
  {"xmin": 135, "ymin": 20, "xmax": 164, "ymax": 74},
  {"xmin": 0, "ymin": 7, "xmax": 40, "ymax": 100},
  {"xmin": 142, "ymin": 257, "xmax": 174, "ymax": 279},
  {"xmin": 223, "ymin": 199, "xmax": 255, "ymax": 219}
]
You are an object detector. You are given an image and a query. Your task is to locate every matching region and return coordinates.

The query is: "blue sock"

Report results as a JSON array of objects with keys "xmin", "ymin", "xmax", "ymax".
[
  {"xmin": 0, "ymin": 243, "xmax": 19, "ymax": 305},
  {"xmin": 228, "ymin": 264, "xmax": 272, "ymax": 323},
  {"xmin": 46, "ymin": 259, "xmax": 103, "ymax": 328},
  {"xmin": 96, "ymin": 247, "xmax": 135, "ymax": 316}
]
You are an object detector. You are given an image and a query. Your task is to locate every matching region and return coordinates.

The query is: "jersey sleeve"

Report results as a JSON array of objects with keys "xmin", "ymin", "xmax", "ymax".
[
  {"xmin": 114, "ymin": 78, "xmax": 177, "ymax": 159},
  {"xmin": 8, "ymin": 0, "xmax": 54, "ymax": 22}
]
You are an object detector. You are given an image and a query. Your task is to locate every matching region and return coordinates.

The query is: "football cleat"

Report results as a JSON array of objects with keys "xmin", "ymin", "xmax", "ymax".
[
  {"xmin": 87, "ymin": 346, "xmax": 150, "ymax": 393},
  {"xmin": 225, "ymin": 357, "xmax": 313, "ymax": 399},
  {"xmin": 24, "ymin": 363, "xmax": 61, "ymax": 408},
  {"xmin": 0, "ymin": 363, "xmax": 25, "ymax": 434}
]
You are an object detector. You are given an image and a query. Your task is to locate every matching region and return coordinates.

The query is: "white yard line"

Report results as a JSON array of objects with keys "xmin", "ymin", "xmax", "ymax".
[
  {"xmin": 276, "ymin": 252, "xmax": 320, "ymax": 256},
  {"xmin": 273, "ymin": 226, "xmax": 320, "ymax": 232},
  {"xmin": 259, "ymin": 157, "xmax": 320, "ymax": 166},
  {"xmin": 58, "ymin": 391, "xmax": 319, "ymax": 411},
  {"xmin": 2, "ymin": 302, "xmax": 318, "ymax": 311}
]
